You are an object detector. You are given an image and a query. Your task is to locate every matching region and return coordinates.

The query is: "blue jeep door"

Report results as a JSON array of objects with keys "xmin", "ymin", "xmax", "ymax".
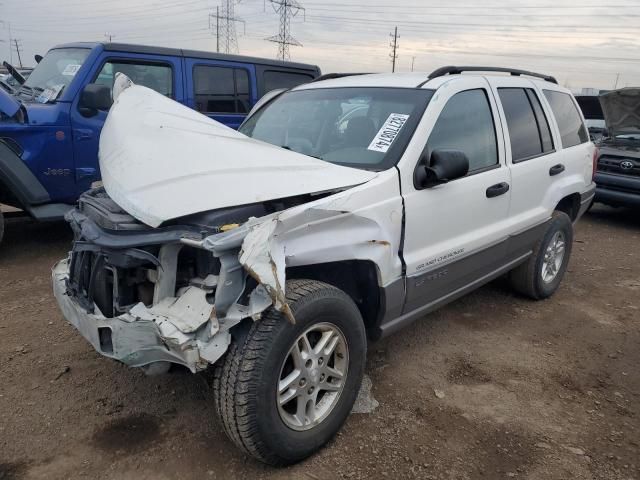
[
  {"xmin": 70, "ymin": 53, "xmax": 183, "ymax": 196},
  {"xmin": 184, "ymin": 58, "xmax": 256, "ymax": 129}
]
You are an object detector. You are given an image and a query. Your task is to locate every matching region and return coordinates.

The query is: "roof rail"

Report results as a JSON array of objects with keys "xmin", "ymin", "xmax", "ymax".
[
  {"xmin": 424, "ymin": 66, "xmax": 558, "ymax": 85},
  {"xmin": 311, "ymin": 72, "xmax": 370, "ymax": 82}
]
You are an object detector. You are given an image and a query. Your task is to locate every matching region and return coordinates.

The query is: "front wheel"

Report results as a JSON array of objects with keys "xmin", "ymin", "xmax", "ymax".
[
  {"xmin": 508, "ymin": 211, "xmax": 573, "ymax": 300},
  {"xmin": 213, "ymin": 279, "xmax": 367, "ymax": 465}
]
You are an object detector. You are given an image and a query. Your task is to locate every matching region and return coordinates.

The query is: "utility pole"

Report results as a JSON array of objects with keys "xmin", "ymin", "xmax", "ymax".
[
  {"xmin": 411, "ymin": 56, "xmax": 415, "ymax": 72},
  {"xmin": 614, "ymin": 73, "xmax": 620, "ymax": 89},
  {"xmin": 8, "ymin": 22, "xmax": 12, "ymax": 64},
  {"xmin": 210, "ymin": 0, "xmax": 244, "ymax": 54},
  {"xmin": 389, "ymin": 26, "xmax": 399, "ymax": 73},
  {"xmin": 266, "ymin": 0, "xmax": 305, "ymax": 61},
  {"xmin": 13, "ymin": 38, "xmax": 22, "ymax": 68}
]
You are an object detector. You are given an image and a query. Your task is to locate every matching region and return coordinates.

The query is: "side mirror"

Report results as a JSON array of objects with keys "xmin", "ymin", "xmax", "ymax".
[
  {"xmin": 414, "ymin": 149, "xmax": 469, "ymax": 189},
  {"xmin": 79, "ymin": 83, "xmax": 112, "ymax": 117}
]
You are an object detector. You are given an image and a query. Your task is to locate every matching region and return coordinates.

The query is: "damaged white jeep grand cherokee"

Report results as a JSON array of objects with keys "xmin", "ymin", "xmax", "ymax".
[{"xmin": 53, "ymin": 67, "xmax": 596, "ymax": 465}]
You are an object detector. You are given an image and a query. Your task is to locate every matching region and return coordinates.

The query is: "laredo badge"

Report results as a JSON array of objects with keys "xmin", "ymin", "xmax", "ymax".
[{"xmin": 367, "ymin": 113, "xmax": 410, "ymax": 153}]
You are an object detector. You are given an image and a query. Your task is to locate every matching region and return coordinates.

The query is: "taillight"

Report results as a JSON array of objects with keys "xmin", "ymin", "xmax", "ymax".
[{"xmin": 592, "ymin": 146, "xmax": 599, "ymax": 181}]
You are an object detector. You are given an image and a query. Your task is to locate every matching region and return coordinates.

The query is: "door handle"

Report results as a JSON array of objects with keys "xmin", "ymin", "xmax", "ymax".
[
  {"xmin": 549, "ymin": 164, "xmax": 565, "ymax": 176},
  {"xmin": 486, "ymin": 182, "xmax": 510, "ymax": 198}
]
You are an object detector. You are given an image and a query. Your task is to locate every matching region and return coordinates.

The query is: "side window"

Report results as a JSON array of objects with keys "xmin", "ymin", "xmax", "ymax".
[
  {"xmin": 95, "ymin": 61, "xmax": 172, "ymax": 97},
  {"xmin": 263, "ymin": 70, "xmax": 314, "ymax": 94},
  {"xmin": 426, "ymin": 89, "xmax": 498, "ymax": 173},
  {"xmin": 543, "ymin": 90, "xmax": 589, "ymax": 148},
  {"xmin": 498, "ymin": 88, "xmax": 554, "ymax": 162},
  {"xmin": 193, "ymin": 65, "xmax": 251, "ymax": 114}
]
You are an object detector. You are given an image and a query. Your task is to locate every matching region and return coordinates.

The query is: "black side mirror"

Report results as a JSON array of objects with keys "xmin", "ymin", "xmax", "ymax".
[
  {"xmin": 79, "ymin": 83, "xmax": 112, "ymax": 117},
  {"xmin": 414, "ymin": 149, "xmax": 470, "ymax": 189},
  {"xmin": 34, "ymin": 54, "xmax": 43, "ymax": 64}
]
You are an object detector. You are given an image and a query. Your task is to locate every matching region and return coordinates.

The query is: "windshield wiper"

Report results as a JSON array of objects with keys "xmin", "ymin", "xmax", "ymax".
[{"xmin": 280, "ymin": 145, "xmax": 323, "ymax": 160}]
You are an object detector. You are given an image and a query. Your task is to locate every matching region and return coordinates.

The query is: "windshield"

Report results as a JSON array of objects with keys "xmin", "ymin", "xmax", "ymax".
[
  {"xmin": 239, "ymin": 87, "xmax": 433, "ymax": 170},
  {"xmin": 22, "ymin": 48, "xmax": 90, "ymax": 100}
]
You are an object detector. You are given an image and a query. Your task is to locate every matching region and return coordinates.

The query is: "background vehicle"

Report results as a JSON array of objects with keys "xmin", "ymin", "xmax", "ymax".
[
  {"xmin": 0, "ymin": 42, "xmax": 320, "ymax": 245},
  {"xmin": 594, "ymin": 87, "xmax": 640, "ymax": 208},
  {"xmin": 52, "ymin": 67, "xmax": 595, "ymax": 465},
  {"xmin": 575, "ymin": 94, "xmax": 606, "ymax": 141}
]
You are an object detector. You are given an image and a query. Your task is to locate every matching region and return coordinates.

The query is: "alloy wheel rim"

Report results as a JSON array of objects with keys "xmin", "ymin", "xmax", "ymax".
[
  {"xmin": 276, "ymin": 322, "xmax": 349, "ymax": 431},
  {"xmin": 541, "ymin": 230, "xmax": 566, "ymax": 283}
]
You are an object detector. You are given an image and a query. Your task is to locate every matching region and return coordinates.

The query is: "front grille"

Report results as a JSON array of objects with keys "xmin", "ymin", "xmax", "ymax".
[{"xmin": 597, "ymin": 156, "xmax": 640, "ymax": 177}]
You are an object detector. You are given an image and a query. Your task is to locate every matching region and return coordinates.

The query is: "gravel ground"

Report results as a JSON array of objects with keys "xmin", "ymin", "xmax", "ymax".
[{"xmin": 0, "ymin": 205, "xmax": 638, "ymax": 480}]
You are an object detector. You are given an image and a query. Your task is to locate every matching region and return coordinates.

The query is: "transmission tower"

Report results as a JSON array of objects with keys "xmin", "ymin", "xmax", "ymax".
[
  {"xmin": 389, "ymin": 26, "xmax": 399, "ymax": 73},
  {"xmin": 211, "ymin": 0, "xmax": 245, "ymax": 54},
  {"xmin": 266, "ymin": 0, "xmax": 304, "ymax": 61}
]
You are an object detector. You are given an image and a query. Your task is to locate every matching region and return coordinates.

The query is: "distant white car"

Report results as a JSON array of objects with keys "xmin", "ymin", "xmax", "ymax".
[{"xmin": 53, "ymin": 67, "xmax": 596, "ymax": 465}]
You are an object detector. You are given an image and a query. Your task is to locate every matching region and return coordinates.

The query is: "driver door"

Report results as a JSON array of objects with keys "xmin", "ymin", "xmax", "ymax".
[
  {"xmin": 70, "ymin": 53, "xmax": 182, "ymax": 197},
  {"xmin": 399, "ymin": 77, "xmax": 513, "ymax": 314}
]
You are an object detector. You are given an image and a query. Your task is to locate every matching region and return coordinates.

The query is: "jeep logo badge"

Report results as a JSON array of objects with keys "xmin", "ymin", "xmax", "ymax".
[{"xmin": 621, "ymin": 160, "xmax": 634, "ymax": 170}]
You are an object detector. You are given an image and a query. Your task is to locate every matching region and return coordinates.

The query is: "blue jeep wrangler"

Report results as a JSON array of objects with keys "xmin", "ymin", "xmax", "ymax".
[{"xmin": 0, "ymin": 42, "xmax": 320, "ymax": 244}]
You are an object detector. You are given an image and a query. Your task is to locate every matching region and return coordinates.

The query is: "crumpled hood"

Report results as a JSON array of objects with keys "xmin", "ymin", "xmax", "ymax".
[
  {"xmin": 99, "ymin": 76, "xmax": 377, "ymax": 228},
  {"xmin": 599, "ymin": 88, "xmax": 640, "ymax": 137}
]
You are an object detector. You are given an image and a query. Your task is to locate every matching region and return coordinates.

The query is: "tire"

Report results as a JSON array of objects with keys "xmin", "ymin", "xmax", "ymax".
[
  {"xmin": 213, "ymin": 279, "xmax": 367, "ymax": 466},
  {"xmin": 0, "ymin": 209, "xmax": 4, "ymax": 246},
  {"xmin": 508, "ymin": 211, "xmax": 573, "ymax": 300}
]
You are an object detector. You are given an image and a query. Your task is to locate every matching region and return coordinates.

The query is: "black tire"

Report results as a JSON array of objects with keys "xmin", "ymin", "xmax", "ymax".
[
  {"xmin": 508, "ymin": 211, "xmax": 573, "ymax": 300},
  {"xmin": 0, "ymin": 209, "xmax": 4, "ymax": 246},
  {"xmin": 213, "ymin": 279, "xmax": 367, "ymax": 466}
]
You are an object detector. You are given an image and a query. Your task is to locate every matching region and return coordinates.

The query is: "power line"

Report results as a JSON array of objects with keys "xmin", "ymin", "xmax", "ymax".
[
  {"xmin": 389, "ymin": 26, "xmax": 398, "ymax": 73},
  {"xmin": 266, "ymin": 0, "xmax": 305, "ymax": 61}
]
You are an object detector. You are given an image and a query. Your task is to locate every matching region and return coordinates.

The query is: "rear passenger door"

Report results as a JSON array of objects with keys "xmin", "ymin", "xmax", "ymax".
[
  {"xmin": 184, "ymin": 59, "xmax": 256, "ymax": 129},
  {"xmin": 488, "ymin": 77, "xmax": 561, "ymax": 234}
]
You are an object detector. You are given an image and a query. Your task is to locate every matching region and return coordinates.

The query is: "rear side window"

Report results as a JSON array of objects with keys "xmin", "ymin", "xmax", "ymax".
[
  {"xmin": 498, "ymin": 88, "xmax": 554, "ymax": 163},
  {"xmin": 193, "ymin": 65, "xmax": 250, "ymax": 114},
  {"xmin": 426, "ymin": 89, "xmax": 498, "ymax": 173},
  {"xmin": 543, "ymin": 90, "xmax": 589, "ymax": 148},
  {"xmin": 263, "ymin": 70, "xmax": 314, "ymax": 94},
  {"xmin": 95, "ymin": 60, "xmax": 172, "ymax": 97}
]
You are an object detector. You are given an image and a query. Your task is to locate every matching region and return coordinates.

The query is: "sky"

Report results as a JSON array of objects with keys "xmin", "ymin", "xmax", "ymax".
[{"xmin": 2, "ymin": 0, "xmax": 639, "ymax": 91}]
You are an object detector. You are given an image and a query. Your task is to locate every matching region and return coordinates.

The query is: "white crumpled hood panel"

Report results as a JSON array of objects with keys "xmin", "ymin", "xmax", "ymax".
[{"xmin": 99, "ymin": 78, "xmax": 376, "ymax": 227}]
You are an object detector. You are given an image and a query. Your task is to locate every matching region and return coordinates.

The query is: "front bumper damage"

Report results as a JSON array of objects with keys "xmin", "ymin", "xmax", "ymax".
[
  {"xmin": 53, "ymin": 259, "xmax": 233, "ymax": 370},
  {"xmin": 52, "ymin": 208, "xmax": 275, "ymax": 373}
]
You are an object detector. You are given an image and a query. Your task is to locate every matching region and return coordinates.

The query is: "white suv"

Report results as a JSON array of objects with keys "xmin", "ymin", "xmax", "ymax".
[{"xmin": 53, "ymin": 67, "xmax": 596, "ymax": 465}]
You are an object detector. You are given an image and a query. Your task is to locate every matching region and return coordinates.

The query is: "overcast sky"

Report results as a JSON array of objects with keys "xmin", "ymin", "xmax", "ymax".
[{"xmin": 2, "ymin": 0, "xmax": 639, "ymax": 90}]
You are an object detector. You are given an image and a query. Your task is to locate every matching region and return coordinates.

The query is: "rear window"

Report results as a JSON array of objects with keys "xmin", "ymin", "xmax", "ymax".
[
  {"xmin": 263, "ymin": 70, "xmax": 314, "ymax": 94},
  {"xmin": 543, "ymin": 90, "xmax": 589, "ymax": 148},
  {"xmin": 499, "ymin": 88, "xmax": 554, "ymax": 162}
]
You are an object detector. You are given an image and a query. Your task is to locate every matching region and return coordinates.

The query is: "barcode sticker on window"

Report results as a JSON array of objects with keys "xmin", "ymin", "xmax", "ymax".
[{"xmin": 367, "ymin": 113, "xmax": 410, "ymax": 153}]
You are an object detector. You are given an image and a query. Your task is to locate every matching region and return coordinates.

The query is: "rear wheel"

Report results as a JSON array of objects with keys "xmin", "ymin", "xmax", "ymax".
[
  {"xmin": 508, "ymin": 211, "xmax": 573, "ymax": 300},
  {"xmin": 213, "ymin": 279, "xmax": 366, "ymax": 465}
]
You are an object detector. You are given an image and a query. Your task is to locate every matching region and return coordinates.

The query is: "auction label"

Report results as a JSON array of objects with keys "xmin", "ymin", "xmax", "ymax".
[{"xmin": 367, "ymin": 113, "xmax": 410, "ymax": 153}]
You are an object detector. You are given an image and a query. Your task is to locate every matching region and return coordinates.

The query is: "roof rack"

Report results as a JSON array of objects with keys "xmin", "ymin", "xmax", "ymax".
[
  {"xmin": 311, "ymin": 72, "xmax": 370, "ymax": 82},
  {"xmin": 424, "ymin": 66, "xmax": 558, "ymax": 85}
]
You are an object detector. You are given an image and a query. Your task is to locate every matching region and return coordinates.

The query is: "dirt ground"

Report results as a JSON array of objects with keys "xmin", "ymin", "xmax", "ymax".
[{"xmin": 0, "ymin": 206, "xmax": 638, "ymax": 480}]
